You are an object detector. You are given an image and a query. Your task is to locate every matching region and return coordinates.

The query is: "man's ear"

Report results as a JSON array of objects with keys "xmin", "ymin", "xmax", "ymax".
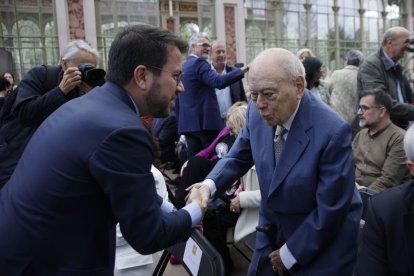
[
  {"xmin": 295, "ymin": 75, "xmax": 305, "ymax": 99},
  {"xmin": 60, "ymin": 59, "xmax": 68, "ymax": 70},
  {"xmin": 133, "ymin": 65, "xmax": 148, "ymax": 89},
  {"xmin": 407, "ymin": 160, "xmax": 414, "ymax": 175}
]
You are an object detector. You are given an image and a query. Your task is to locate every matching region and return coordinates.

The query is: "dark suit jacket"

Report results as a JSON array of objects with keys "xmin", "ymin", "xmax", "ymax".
[
  {"xmin": 207, "ymin": 91, "xmax": 362, "ymax": 275},
  {"xmin": 0, "ymin": 82, "xmax": 192, "ymax": 275},
  {"xmin": 177, "ymin": 56, "xmax": 244, "ymax": 135},
  {"xmin": 225, "ymin": 64, "xmax": 247, "ymax": 104},
  {"xmin": 357, "ymin": 48, "xmax": 414, "ymax": 125},
  {"xmin": 355, "ymin": 180, "xmax": 414, "ymax": 276}
]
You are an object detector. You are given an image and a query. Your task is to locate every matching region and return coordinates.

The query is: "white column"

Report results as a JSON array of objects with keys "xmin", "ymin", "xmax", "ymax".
[
  {"xmin": 215, "ymin": 0, "xmax": 246, "ymax": 64},
  {"xmin": 83, "ymin": 0, "xmax": 98, "ymax": 49},
  {"xmin": 55, "ymin": 0, "xmax": 70, "ymax": 54}
]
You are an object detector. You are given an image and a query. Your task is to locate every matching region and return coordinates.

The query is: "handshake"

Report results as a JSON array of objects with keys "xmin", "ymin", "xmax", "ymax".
[{"xmin": 185, "ymin": 183, "xmax": 211, "ymax": 217}]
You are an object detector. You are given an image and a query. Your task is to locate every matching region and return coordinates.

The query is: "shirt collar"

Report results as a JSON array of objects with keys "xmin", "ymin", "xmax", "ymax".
[
  {"xmin": 128, "ymin": 95, "xmax": 140, "ymax": 116},
  {"xmin": 383, "ymin": 49, "xmax": 398, "ymax": 67},
  {"xmin": 279, "ymin": 99, "xmax": 301, "ymax": 133}
]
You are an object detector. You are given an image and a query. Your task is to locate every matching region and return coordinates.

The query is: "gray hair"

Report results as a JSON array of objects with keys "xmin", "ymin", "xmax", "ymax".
[
  {"xmin": 288, "ymin": 53, "xmax": 307, "ymax": 88},
  {"xmin": 188, "ymin": 32, "xmax": 209, "ymax": 51},
  {"xmin": 382, "ymin": 26, "xmax": 409, "ymax": 46},
  {"xmin": 346, "ymin": 50, "xmax": 364, "ymax": 66},
  {"xmin": 60, "ymin": 40, "xmax": 100, "ymax": 62},
  {"xmin": 404, "ymin": 124, "xmax": 414, "ymax": 162}
]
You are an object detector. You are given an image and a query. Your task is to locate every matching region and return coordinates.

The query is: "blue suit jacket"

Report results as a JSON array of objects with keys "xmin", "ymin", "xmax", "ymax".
[
  {"xmin": 207, "ymin": 91, "xmax": 362, "ymax": 275},
  {"xmin": 0, "ymin": 82, "xmax": 192, "ymax": 275},
  {"xmin": 355, "ymin": 180, "xmax": 414, "ymax": 276},
  {"xmin": 177, "ymin": 56, "xmax": 244, "ymax": 134}
]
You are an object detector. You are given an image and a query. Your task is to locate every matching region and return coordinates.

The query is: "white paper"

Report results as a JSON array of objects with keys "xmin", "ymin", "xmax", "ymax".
[{"xmin": 183, "ymin": 237, "xmax": 202, "ymax": 275}]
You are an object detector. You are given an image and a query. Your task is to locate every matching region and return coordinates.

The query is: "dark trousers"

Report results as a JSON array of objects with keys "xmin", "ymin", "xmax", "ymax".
[{"xmin": 185, "ymin": 130, "xmax": 218, "ymax": 159}]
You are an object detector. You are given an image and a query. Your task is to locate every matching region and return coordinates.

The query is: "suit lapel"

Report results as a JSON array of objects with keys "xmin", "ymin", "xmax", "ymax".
[{"xmin": 268, "ymin": 93, "xmax": 312, "ymax": 197}]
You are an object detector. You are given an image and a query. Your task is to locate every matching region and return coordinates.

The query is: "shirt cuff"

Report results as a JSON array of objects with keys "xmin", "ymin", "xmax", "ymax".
[
  {"xmin": 280, "ymin": 244, "xmax": 297, "ymax": 270},
  {"xmin": 160, "ymin": 199, "xmax": 175, "ymax": 213},
  {"xmin": 182, "ymin": 202, "xmax": 202, "ymax": 227},
  {"xmin": 202, "ymin": 178, "xmax": 216, "ymax": 196}
]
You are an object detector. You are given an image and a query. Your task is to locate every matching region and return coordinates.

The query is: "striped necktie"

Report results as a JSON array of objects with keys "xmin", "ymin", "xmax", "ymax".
[{"xmin": 274, "ymin": 126, "xmax": 287, "ymax": 166}]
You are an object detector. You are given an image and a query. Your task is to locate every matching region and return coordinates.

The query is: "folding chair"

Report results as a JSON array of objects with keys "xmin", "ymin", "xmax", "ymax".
[{"xmin": 153, "ymin": 229, "xmax": 225, "ymax": 276}]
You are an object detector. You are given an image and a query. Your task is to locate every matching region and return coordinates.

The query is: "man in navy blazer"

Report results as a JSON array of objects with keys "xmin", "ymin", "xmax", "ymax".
[
  {"xmin": 0, "ymin": 25, "xmax": 207, "ymax": 275},
  {"xmin": 190, "ymin": 48, "xmax": 362, "ymax": 275},
  {"xmin": 355, "ymin": 124, "xmax": 414, "ymax": 276},
  {"xmin": 177, "ymin": 33, "xmax": 249, "ymax": 158}
]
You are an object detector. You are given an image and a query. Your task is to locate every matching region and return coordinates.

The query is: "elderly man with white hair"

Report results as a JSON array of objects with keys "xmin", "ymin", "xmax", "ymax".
[{"xmin": 0, "ymin": 40, "xmax": 103, "ymax": 188}]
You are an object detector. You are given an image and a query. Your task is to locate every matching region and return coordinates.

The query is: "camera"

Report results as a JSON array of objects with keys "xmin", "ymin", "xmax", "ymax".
[
  {"xmin": 78, "ymin": 63, "xmax": 106, "ymax": 87},
  {"xmin": 407, "ymin": 33, "xmax": 414, "ymax": 52}
]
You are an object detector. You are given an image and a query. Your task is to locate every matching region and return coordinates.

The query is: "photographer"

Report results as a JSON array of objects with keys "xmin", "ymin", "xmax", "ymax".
[{"xmin": 0, "ymin": 40, "xmax": 104, "ymax": 188}]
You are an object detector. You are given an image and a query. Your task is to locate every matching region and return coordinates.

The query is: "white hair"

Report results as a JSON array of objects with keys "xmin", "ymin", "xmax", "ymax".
[
  {"xmin": 61, "ymin": 40, "xmax": 100, "ymax": 62},
  {"xmin": 404, "ymin": 125, "xmax": 414, "ymax": 162}
]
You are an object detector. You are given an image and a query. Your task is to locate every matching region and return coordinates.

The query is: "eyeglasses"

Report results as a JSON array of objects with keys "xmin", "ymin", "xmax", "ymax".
[
  {"xmin": 148, "ymin": 66, "xmax": 182, "ymax": 86},
  {"xmin": 358, "ymin": 105, "xmax": 384, "ymax": 113}
]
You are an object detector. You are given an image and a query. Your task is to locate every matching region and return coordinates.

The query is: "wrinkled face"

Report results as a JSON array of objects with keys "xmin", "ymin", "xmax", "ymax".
[
  {"xmin": 358, "ymin": 95, "xmax": 384, "ymax": 128},
  {"xmin": 249, "ymin": 65, "xmax": 304, "ymax": 126},
  {"xmin": 192, "ymin": 38, "xmax": 211, "ymax": 59},
  {"xmin": 210, "ymin": 43, "xmax": 226, "ymax": 68},
  {"xmin": 146, "ymin": 46, "xmax": 184, "ymax": 117},
  {"xmin": 3, "ymin": 73, "xmax": 14, "ymax": 86},
  {"xmin": 61, "ymin": 50, "xmax": 98, "ymax": 92},
  {"xmin": 386, "ymin": 31, "xmax": 410, "ymax": 61}
]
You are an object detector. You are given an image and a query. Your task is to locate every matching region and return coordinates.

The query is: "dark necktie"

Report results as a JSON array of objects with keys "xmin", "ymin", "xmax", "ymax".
[{"xmin": 274, "ymin": 126, "xmax": 287, "ymax": 166}]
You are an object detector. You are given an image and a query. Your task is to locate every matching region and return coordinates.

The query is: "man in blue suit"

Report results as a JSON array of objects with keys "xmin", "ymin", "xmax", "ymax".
[
  {"xmin": 0, "ymin": 25, "xmax": 207, "ymax": 274},
  {"xmin": 178, "ymin": 33, "xmax": 249, "ymax": 158},
  {"xmin": 190, "ymin": 48, "xmax": 362, "ymax": 275}
]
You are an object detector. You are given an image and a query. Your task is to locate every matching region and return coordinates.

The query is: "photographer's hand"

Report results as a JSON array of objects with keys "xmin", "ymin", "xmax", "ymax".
[{"xmin": 60, "ymin": 67, "xmax": 82, "ymax": 94}]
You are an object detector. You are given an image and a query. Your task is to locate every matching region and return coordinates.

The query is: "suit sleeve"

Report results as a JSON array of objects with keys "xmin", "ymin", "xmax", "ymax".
[
  {"xmin": 354, "ymin": 198, "xmax": 389, "ymax": 276},
  {"xmin": 195, "ymin": 59, "xmax": 244, "ymax": 90},
  {"xmin": 13, "ymin": 66, "xmax": 70, "ymax": 126},
  {"xmin": 89, "ymin": 127, "xmax": 192, "ymax": 255},
  {"xmin": 286, "ymin": 122, "xmax": 357, "ymax": 265}
]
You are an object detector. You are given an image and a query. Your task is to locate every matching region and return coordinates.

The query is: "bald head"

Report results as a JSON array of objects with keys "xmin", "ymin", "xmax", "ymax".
[
  {"xmin": 249, "ymin": 48, "xmax": 306, "ymax": 88},
  {"xmin": 210, "ymin": 40, "xmax": 227, "ymax": 71},
  {"xmin": 248, "ymin": 48, "xmax": 306, "ymax": 126},
  {"xmin": 382, "ymin": 26, "xmax": 410, "ymax": 61}
]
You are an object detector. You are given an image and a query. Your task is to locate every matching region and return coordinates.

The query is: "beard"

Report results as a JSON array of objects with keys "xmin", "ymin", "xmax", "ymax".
[
  {"xmin": 359, "ymin": 118, "xmax": 367, "ymax": 128},
  {"xmin": 145, "ymin": 80, "xmax": 171, "ymax": 118}
]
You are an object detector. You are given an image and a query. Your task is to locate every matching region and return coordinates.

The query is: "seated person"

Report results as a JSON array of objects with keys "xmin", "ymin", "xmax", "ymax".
[
  {"xmin": 353, "ymin": 89, "xmax": 411, "ymax": 191},
  {"xmin": 230, "ymin": 166, "xmax": 260, "ymax": 244},
  {"xmin": 174, "ymin": 101, "xmax": 248, "ymax": 208},
  {"xmin": 354, "ymin": 124, "xmax": 414, "ymax": 275}
]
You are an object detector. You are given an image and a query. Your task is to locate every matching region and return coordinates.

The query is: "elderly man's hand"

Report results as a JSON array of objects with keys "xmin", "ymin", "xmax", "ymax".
[
  {"xmin": 185, "ymin": 183, "xmax": 211, "ymax": 207},
  {"xmin": 186, "ymin": 187, "xmax": 207, "ymax": 216},
  {"xmin": 59, "ymin": 67, "xmax": 82, "ymax": 94},
  {"xmin": 269, "ymin": 249, "xmax": 288, "ymax": 275}
]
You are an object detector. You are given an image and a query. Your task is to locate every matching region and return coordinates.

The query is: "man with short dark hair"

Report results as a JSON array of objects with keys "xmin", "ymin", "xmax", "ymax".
[
  {"xmin": 357, "ymin": 26, "xmax": 414, "ymax": 129},
  {"xmin": 327, "ymin": 49, "xmax": 364, "ymax": 123},
  {"xmin": 353, "ymin": 89, "xmax": 410, "ymax": 191},
  {"xmin": 354, "ymin": 124, "xmax": 414, "ymax": 275},
  {"xmin": 0, "ymin": 25, "xmax": 206, "ymax": 274}
]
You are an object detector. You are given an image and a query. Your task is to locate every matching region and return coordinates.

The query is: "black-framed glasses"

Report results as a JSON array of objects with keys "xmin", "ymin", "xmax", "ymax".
[
  {"xmin": 358, "ymin": 105, "xmax": 384, "ymax": 113},
  {"xmin": 148, "ymin": 66, "xmax": 182, "ymax": 86}
]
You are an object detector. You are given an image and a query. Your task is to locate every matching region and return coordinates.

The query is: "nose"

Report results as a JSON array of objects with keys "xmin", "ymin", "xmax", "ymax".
[
  {"xmin": 176, "ymin": 81, "xmax": 184, "ymax": 93},
  {"xmin": 255, "ymin": 94, "xmax": 266, "ymax": 109}
]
